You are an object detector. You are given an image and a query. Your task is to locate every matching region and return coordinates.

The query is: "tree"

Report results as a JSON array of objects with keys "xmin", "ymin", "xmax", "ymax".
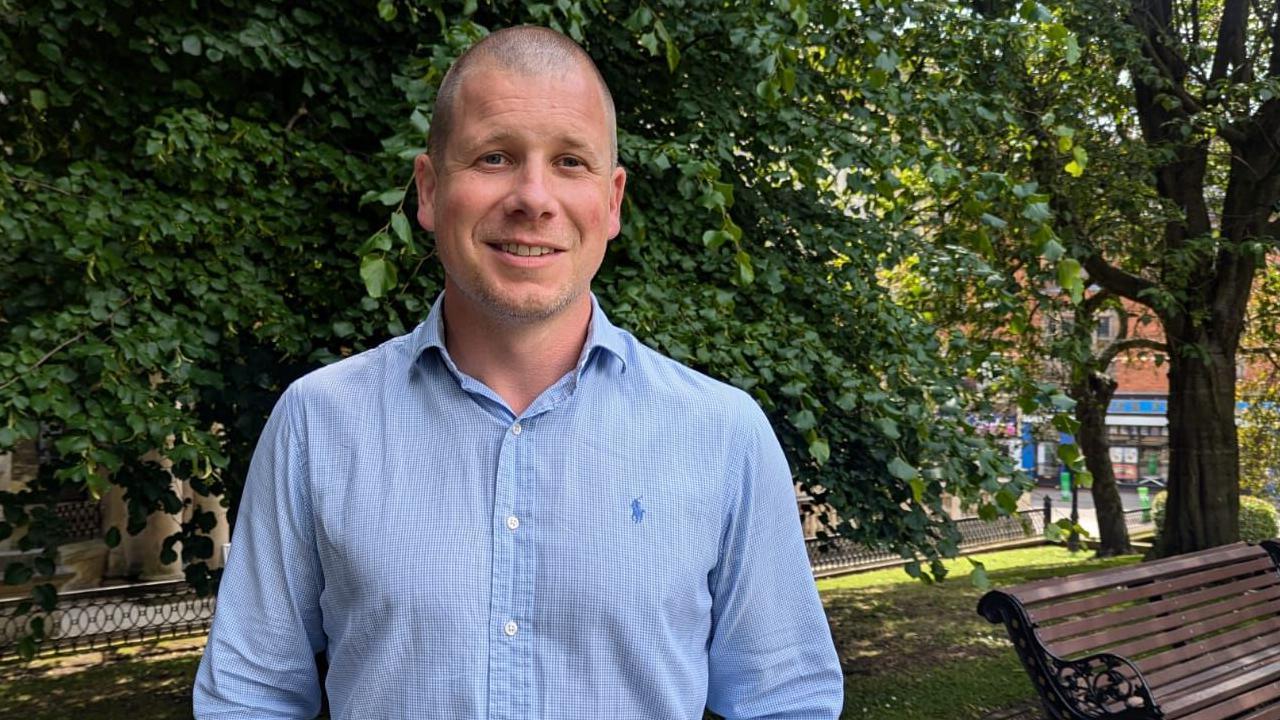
[
  {"xmin": 861, "ymin": 0, "xmax": 1280, "ymax": 556},
  {"xmin": 1085, "ymin": 0, "xmax": 1280, "ymax": 555}
]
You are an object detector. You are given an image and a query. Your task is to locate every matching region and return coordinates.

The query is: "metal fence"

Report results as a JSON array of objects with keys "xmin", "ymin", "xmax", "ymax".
[
  {"xmin": 0, "ymin": 580, "xmax": 214, "ymax": 661},
  {"xmin": 53, "ymin": 500, "xmax": 102, "ymax": 543},
  {"xmin": 807, "ymin": 509, "xmax": 1047, "ymax": 575},
  {"xmin": 0, "ymin": 502, "xmax": 1157, "ymax": 661}
]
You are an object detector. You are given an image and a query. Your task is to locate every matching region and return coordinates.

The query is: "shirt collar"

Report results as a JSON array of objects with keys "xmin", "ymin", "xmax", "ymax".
[{"xmin": 411, "ymin": 291, "xmax": 629, "ymax": 377}]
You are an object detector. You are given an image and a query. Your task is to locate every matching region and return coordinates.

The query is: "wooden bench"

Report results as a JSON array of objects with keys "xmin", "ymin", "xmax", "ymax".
[{"xmin": 977, "ymin": 541, "xmax": 1280, "ymax": 720}]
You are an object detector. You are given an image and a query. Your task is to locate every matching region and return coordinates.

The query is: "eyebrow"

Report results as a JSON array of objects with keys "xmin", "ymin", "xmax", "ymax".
[{"xmin": 461, "ymin": 130, "xmax": 603, "ymax": 162}]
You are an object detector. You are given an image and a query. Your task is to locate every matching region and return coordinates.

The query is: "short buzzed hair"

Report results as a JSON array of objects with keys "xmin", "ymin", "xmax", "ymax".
[{"xmin": 427, "ymin": 26, "xmax": 618, "ymax": 166}]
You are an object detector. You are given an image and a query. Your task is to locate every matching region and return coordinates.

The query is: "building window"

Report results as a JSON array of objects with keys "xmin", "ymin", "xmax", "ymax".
[{"xmin": 1095, "ymin": 314, "xmax": 1114, "ymax": 341}]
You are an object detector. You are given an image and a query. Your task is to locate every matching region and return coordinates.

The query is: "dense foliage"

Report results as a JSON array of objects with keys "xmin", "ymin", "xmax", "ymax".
[{"xmin": 0, "ymin": 0, "xmax": 1075, "ymax": 654}]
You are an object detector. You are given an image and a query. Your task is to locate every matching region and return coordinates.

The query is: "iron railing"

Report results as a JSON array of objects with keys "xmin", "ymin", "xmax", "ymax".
[
  {"xmin": 807, "ymin": 509, "xmax": 1046, "ymax": 575},
  {"xmin": 0, "ymin": 580, "xmax": 214, "ymax": 661}
]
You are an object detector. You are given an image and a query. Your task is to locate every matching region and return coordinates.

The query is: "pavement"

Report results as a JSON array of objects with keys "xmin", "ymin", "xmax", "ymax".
[{"xmin": 1027, "ymin": 482, "xmax": 1153, "ymax": 540}]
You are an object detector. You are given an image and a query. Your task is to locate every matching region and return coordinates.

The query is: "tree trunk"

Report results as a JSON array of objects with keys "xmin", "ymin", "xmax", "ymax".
[
  {"xmin": 1153, "ymin": 336, "xmax": 1241, "ymax": 556},
  {"xmin": 1073, "ymin": 372, "xmax": 1132, "ymax": 556}
]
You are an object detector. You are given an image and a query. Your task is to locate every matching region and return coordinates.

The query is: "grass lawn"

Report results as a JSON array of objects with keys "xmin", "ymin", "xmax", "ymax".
[
  {"xmin": 0, "ymin": 544, "xmax": 1140, "ymax": 720},
  {"xmin": 823, "ymin": 545, "xmax": 1141, "ymax": 720}
]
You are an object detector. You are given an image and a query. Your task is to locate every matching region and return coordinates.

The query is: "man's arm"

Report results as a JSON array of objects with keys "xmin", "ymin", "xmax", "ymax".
[
  {"xmin": 705, "ymin": 402, "xmax": 844, "ymax": 720},
  {"xmin": 194, "ymin": 387, "xmax": 326, "ymax": 719}
]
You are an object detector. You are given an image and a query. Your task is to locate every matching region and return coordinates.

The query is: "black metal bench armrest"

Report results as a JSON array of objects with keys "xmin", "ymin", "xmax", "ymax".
[{"xmin": 978, "ymin": 591, "xmax": 1162, "ymax": 720}]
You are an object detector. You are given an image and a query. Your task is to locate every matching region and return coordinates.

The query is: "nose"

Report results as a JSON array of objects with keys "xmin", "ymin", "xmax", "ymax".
[{"xmin": 503, "ymin": 162, "xmax": 556, "ymax": 221}]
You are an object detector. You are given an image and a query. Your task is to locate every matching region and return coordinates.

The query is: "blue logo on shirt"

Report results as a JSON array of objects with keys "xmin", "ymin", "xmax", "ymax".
[{"xmin": 631, "ymin": 497, "xmax": 645, "ymax": 524}]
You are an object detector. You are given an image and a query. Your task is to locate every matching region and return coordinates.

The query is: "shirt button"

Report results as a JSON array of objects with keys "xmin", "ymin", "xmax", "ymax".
[
  {"xmin": 511, "ymin": 422, "xmax": 522, "ymax": 436},
  {"xmin": 506, "ymin": 515, "xmax": 520, "ymax": 531},
  {"xmin": 504, "ymin": 620, "xmax": 518, "ymax": 636}
]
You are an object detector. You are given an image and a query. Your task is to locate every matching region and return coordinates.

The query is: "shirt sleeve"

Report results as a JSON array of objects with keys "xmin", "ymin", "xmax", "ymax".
[
  {"xmin": 194, "ymin": 386, "xmax": 327, "ymax": 719},
  {"xmin": 705, "ymin": 401, "xmax": 844, "ymax": 719}
]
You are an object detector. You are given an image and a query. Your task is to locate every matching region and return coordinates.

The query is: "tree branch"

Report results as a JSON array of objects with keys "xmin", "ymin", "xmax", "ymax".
[
  {"xmin": 0, "ymin": 298, "xmax": 135, "ymax": 392},
  {"xmin": 1210, "ymin": 0, "xmax": 1250, "ymax": 83},
  {"xmin": 1099, "ymin": 337, "xmax": 1168, "ymax": 367},
  {"xmin": 1082, "ymin": 252, "xmax": 1159, "ymax": 306}
]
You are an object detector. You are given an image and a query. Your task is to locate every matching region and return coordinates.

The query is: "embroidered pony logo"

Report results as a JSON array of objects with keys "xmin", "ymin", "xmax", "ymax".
[{"xmin": 631, "ymin": 497, "xmax": 645, "ymax": 524}]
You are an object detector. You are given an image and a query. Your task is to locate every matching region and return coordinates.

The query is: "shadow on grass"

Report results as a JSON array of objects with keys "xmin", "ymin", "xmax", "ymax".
[{"xmin": 0, "ymin": 654, "xmax": 200, "ymax": 720}]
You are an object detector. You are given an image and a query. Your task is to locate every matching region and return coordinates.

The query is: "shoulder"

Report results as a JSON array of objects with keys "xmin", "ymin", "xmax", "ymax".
[{"xmin": 282, "ymin": 332, "xmax": 418, "ymax": 414}]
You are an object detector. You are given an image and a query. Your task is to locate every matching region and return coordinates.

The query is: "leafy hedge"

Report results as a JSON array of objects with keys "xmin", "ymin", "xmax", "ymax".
[{"xmin": 1153, "ymin": 492, "xmax": 1279, "ymax": 544}]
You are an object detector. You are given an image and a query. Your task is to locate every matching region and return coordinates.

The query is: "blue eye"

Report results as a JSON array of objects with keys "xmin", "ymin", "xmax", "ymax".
[
  {"xmin": 559, "ymin": 156, "xmax": 583, "ymax": 168},
  {"xmin": 481, "ymin": 153, "xmax": 506, "ymax": 165}
]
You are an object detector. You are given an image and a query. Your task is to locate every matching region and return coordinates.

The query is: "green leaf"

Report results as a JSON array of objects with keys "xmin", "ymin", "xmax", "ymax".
[
  {"xmin": 4, "ymin": 563, "xmax": 32, "ymax": 586},
  {"xmin": 377, "ymin": 0, "xmax": 397, "ymax": 21},
  {"xmin": 702, "ymin": 229, "xmax": 731, "ymax": 251},
  {"xmin": 888, "ymin": 456, "xmax": 918, "ymax": 480},
  {"xmin": 333, "ymin": 320, "xmax": 355, "ymax": 338},
  {"xmin": 377, "ymin": 189, "xmax": 405, "ymax": 206},
  {"xmin": 33, "ymin": 583, "xmax": 56, "ymax": 612},
  {"xmin": 791, "ymin": 4, "xmax": 809, "ymax": 27},
  {"xmin": 1057, "ymin": 443, "xmax": 1080, "ymax": 466},
  {"xmin": 1076, "ymin": 470, "xmax": 1094, "ymax": 489},
  {"xmin": 1064, "ymin": 160, "xmax": 1085, "ymax": 177},
  {"xmin": 104, "ymin": 526, "xmax": 121, "ymax": 548},
  {"xmin": 181, "ymin": 35, "xmax": 202, "ymax": 56},
  {"xmin": 639, "ymin": 32, "xmax": 658, "ymax": 56},
  {"xmin": 86, "ymin": 472, "xmax": 111, "ymax": 500},
  {"xmin": 969, "ymin": 560, "xmax": 991, "ymax": 591},
  {"xmin": 1057, "ymin": 258, "xmax": 1082, "ymax": 301},
  {"xmin": 409, "ymin": 109, "xmax": 430, "ymax": 135},
  {"xmin": 734, "ymin": 250, "xmax": 754, "ymax": 284},
  {"xmin": 808, "ymin": 437, "xmax": 830, "ymax": 465},
  {"xmin": 29, "ymin": 89, "xmax": 47, "ymax": 111},
  {"xmin": 391, "ymin": 210, "xmax": 412, "ymax": 246},
  {"xmin": 874, "ymin": 417, "xmax": 900, "ymax": 439},
  {"xmin": 1022, "ymin": 201, "xmax": 1052, "ymax": 223},
  {"xmin": 791, "ymin": 409, "xmax": 817, "ymax": 431},
  {"xmin": 1040, "ymin": 238, "xmax": 1066, "ymax": 261},
  {"xmin": 909, "ymin": 477, "xmax": 925, "ymax": 504},
  {"xmin": 664, "ymin": 37, "xmax": 680, "ymax": 73},
  {"xmin": 360, "ymin": 256, "xmax": 398, "ymax": 298}
]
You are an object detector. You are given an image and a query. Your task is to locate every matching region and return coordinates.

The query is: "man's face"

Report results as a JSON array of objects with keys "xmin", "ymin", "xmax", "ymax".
[{"xmin": 415, "ymin": 62, "xmax": 626, "ymax": 325}]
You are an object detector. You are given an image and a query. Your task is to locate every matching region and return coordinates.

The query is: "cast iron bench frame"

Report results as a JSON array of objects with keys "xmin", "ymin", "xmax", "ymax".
[{"xmin": 978, "ymin": 541, "xmax": 1280, "ymax": 720}]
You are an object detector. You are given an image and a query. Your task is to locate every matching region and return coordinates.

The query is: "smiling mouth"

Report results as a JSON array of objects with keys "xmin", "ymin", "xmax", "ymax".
[{"xmin": 496, "ymin": 243, "xmax": 559, "ymax": 257}]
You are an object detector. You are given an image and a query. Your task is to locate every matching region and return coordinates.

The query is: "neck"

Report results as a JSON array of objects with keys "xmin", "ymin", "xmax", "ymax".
[{"xmin": 441, "ymin": 290, "xmax": 592, "ymax": 416}]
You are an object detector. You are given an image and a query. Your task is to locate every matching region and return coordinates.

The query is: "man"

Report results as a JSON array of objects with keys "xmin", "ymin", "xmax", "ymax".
[{"xmin": 195, "ymin": 26, "xmax": 842, "ymax": 719}]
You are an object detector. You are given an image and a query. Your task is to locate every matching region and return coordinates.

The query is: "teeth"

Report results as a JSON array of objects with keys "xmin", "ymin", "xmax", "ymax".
[{"xmin": 500, "ymin": 243, "xmax": 555, "ymax": 257}]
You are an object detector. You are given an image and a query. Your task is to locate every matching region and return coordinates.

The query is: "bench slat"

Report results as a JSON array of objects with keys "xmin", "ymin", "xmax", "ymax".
[
  {"xmin": 1155, "ymin": 644, "xmax": 1280, "ymax": 706},
  {"xmin": 1035, "ymin": 567, "xmax": 1280, "ymax": 642},
  {"xmin": 1047, "ymin": 584, "xmax": 1280, "ymax": 658},
  {"xmin": 1011, "ymin": 543, "xmax": 1258, "ymax": 604},
  {"xmin": 1102, "ymin": 596, "xmax": 1280, "ymax": 660},
  {"xmin": 1237, "ymin": 702, "xmax": 1280, "ymax": 720},
  {"xmin": 1027, "ymin": 555, "xmax": 1276, "ymax": 624},
  {"xmin": 1146, "ymin": 622, "xmax": 1280, "ymax": 681},
  {"xmin": 1165, "ymin": 664, "xmax": 1280, "ymax": 719},
  {"xmin": 1138, "ymin": 616, "xmax": 1280, "ymax": 676}
]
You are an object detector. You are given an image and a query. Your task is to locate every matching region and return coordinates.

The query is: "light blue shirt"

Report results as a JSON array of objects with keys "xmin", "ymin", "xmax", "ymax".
[{"xmin": 194, "ymin": 294, "xmax": 843, "ymax": 719}]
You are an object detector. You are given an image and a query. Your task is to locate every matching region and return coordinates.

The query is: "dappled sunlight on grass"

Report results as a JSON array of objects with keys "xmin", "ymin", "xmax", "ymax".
[{"xmin": 820, "ymin": 544, "xmax": 1141, "ymax": 719}]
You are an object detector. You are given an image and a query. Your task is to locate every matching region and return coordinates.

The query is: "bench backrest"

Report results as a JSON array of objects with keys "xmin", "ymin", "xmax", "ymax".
[{"xmin": 1000, "ymin": 542, "xmax": 1280, "ymax": 709}]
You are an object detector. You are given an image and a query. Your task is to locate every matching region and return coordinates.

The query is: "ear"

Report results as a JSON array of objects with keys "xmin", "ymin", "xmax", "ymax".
[
  {"xmin": 414, "ymin": 153, "xmax": 437, "ymax": 232},
  {"xmin": 606, "ymin": 165, "xmax": 627, "ymax": 240}
]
